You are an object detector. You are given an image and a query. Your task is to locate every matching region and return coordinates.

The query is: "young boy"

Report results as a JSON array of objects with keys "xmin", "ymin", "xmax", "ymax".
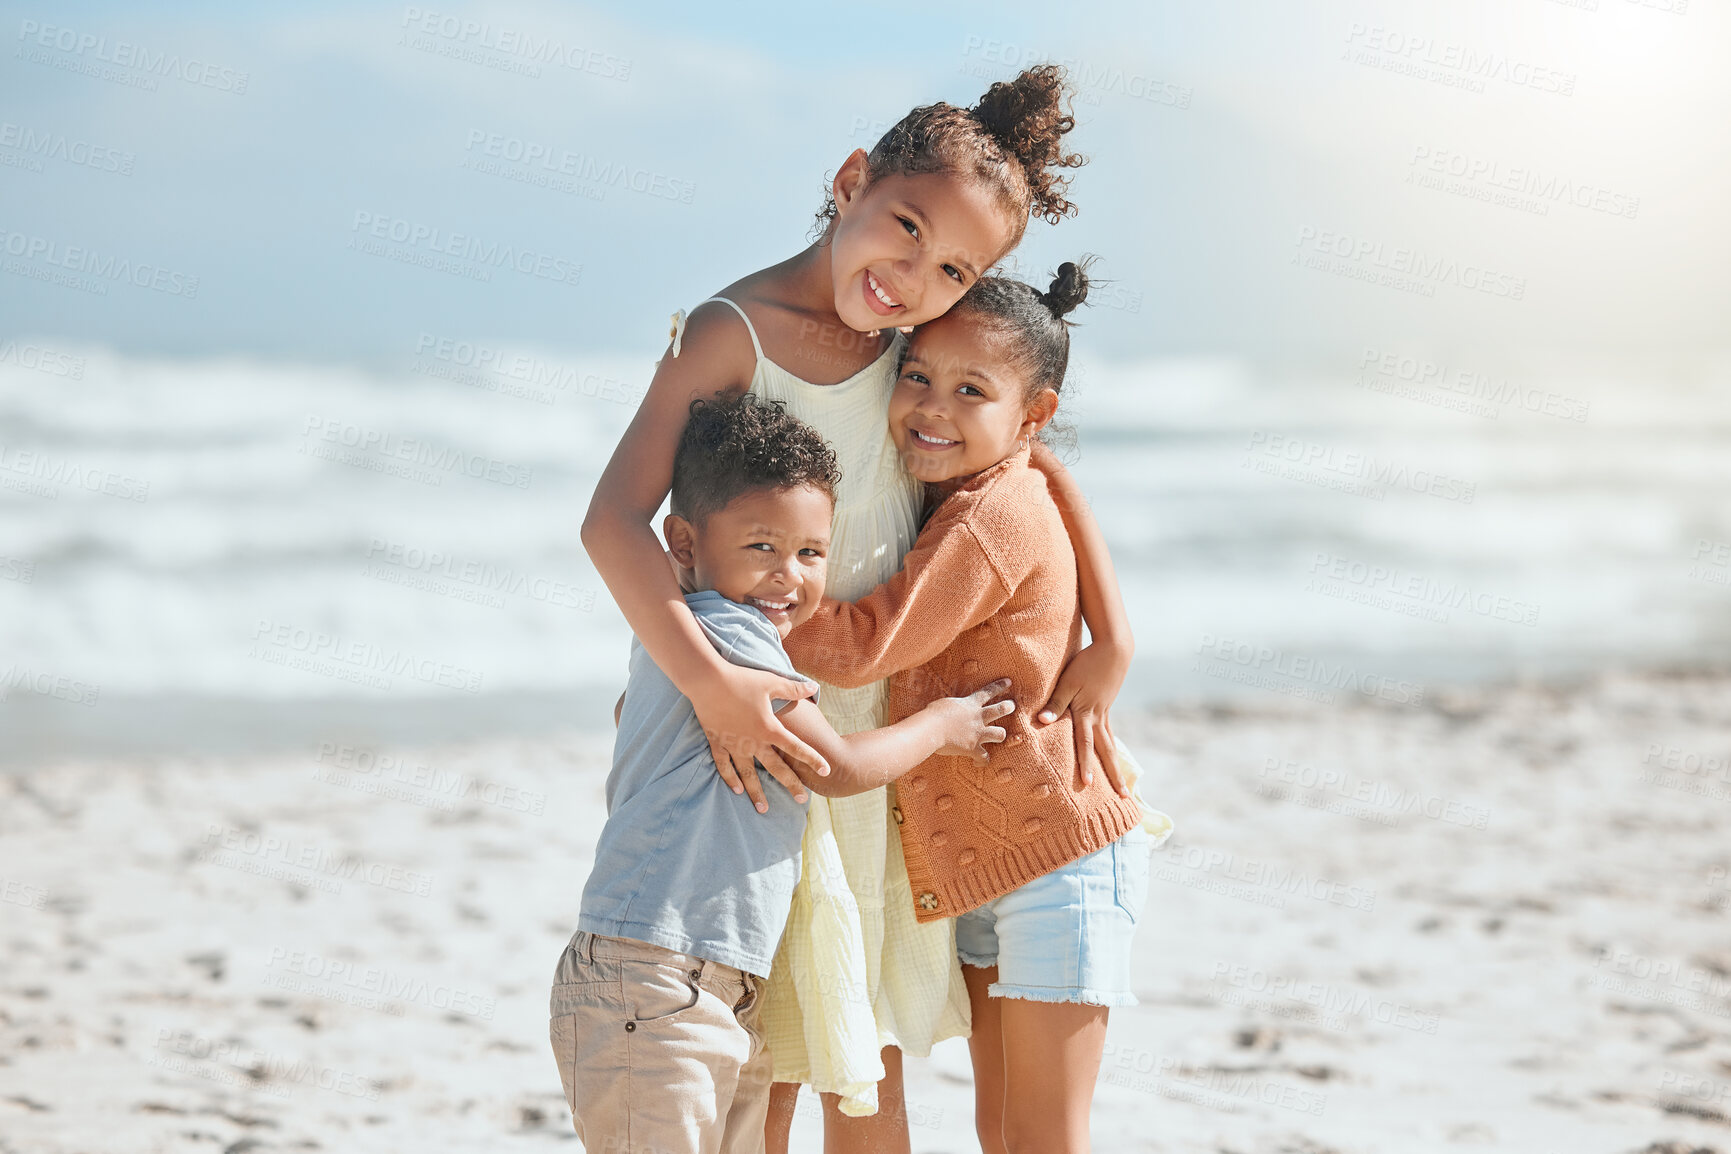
[{"xmin": 550, "ymin": 392, "xmax": 1014, "ymax": 1154}]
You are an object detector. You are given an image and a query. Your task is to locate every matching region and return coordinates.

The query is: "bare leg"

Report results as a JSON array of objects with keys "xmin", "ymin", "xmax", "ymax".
[
  {"xmin": 964, "ymin": 964, "xmax": 1110, "ymax": 1154},
  {"xmin": 817, "ymin": 1045, "xmax": 910, "ymax": 1154},
  {"xmin": 963, "ymin": 965, "xmax": 1008, "ymax": 1154},
  {"xmin": 765, "ymin": 1081, "xmax": 799, "ymax": 1154}
]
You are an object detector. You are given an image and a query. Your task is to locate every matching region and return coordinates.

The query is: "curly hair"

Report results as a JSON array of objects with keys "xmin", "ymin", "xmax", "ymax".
[
  {"xmin": 815, "ymin": 64, "xmax": 1087, "ymax": 243},
  {"xmin": 933, "ymin": 258, "xmax": 1094, "ymax": 458},
  {"xmin": 948, "ymin": 258, "xmax": 1092, "ymax": 398},
  {"xmin": 670, "ymin": 391, "xmax": 842, "ymax": 526}
]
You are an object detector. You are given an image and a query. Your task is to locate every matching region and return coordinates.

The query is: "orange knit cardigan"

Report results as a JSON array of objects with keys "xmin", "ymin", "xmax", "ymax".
[{"xmin": 784, "ymin": 443, "xmax": 1143, "ymax": 923}]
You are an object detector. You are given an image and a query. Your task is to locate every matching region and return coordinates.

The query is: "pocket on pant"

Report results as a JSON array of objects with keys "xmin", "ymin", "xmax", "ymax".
[
  {"xmin": 1112, "ymin": 830, "xmax": 1152, "ymax": 922},
  {"xmin": 626, "ymin": 961, "xmax": 703, "ymax": 1024}
]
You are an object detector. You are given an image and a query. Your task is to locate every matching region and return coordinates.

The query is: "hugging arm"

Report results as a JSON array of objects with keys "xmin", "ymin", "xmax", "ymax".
[
  {"xmin": 784, "ymin": 523, "xmax": 1011, "ymax": 690},
  {"xmin": 581, "ymin": 303, "xmax": 826, "ymax": 813},
  {"xmin": 1028, "ymin": 440, "xmax": 1134, "ymax": 795},
  {"xmin": 775, "ymin": 680, "xmax": 1015, "ymax": 798}
]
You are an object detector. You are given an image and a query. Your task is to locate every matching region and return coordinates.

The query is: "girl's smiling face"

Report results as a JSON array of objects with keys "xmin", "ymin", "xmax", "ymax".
[
  {"xmin": 827, "ymin": 150, "xmax": 1019, "ymax": 335},
  {"xmin": 889, "ymin": 311, "xmax": 1058, "ymax": 485}
]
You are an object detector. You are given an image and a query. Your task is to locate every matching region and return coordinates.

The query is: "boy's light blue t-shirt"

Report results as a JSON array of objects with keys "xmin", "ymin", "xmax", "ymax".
[{"xmin": 577, "ymin": 590, "xmax": 812, "ymax": 978}]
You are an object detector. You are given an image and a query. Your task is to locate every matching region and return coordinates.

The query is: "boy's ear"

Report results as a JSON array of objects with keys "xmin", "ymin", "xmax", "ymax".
[
  {"xmin": 1023, "ymin": 388, "xmax": 1060, "ymax": 437},
  {"xmin": 832, "ymin": 149, "xmax": 870, "ymax": 216},
  {"xmin": 663, "ymin": 513, "xmax": 698, "ymax": 570}
]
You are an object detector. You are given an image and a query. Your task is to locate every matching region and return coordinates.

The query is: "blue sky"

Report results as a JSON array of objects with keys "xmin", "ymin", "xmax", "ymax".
[{"xmin": 1, "ymin": 0, "xmax": 1726, "ymax": 363}]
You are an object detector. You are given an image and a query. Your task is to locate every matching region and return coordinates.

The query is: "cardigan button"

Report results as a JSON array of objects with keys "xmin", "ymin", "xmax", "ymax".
[
  {"xmin": 917, "ymin": 892, "xmax": 939, "ymax": 911},
  {"xmin": 934, "ymin": 794, "xmax": 954, "ymax": 811},
  {"xmin": 891, "ymin": 805, "xmax": 904, "ymax": 824},
  {"xmin": 931, "ymin": 831, "xmax": 948, "ymax": 847}
]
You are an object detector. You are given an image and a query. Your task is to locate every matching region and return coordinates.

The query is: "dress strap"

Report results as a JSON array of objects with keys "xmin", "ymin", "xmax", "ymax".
[{"xmin": 700, "ymin": 296, "xmax": 765, "ymax": 362}]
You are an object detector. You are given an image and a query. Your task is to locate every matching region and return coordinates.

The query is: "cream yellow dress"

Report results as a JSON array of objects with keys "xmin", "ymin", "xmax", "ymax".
[{"xmin": 670, "ymin": 298, "xmax": 969, "ymax": 1116}]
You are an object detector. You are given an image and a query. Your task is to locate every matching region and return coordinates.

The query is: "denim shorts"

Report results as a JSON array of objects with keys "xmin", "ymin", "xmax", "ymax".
[{"xmin": 954, "ymin": 827, "xmax": 1152, "ymax": 1007}]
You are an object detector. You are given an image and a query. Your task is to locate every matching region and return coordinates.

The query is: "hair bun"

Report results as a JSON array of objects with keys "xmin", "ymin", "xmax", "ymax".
[
  {"xmin": 1041, "ymin": 260, "xmax": 1091, "ymax": 318},
  {"xmin": 971, "ymin": 64, "xmax": 1086, "ymax": 224}
]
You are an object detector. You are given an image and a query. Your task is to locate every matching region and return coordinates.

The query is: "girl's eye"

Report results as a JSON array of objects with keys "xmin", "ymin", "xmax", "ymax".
[
  {"xmin": 943, "ymin": 264, "xmax": 963, "ymax": 283},
  {"xmin": 899, "ymin": 216, "xmax": 919, "ymax": 240},
  {"xmin": 799, "ymin": 547, "xmax": 823, "ymax": 558},
  {"xmin": 903, "ymin": 371, "xmax": 930, "ymax": 386},
  {"xmin": 747, "ymin": 543, "xmax": 774, "ymax": 552},
  {"xmin": 958, "ymin": 384, "xmax": 984, "ymax": 398}
]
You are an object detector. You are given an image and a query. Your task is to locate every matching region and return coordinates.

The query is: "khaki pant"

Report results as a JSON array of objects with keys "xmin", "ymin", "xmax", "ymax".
[{"xmin": 549, "ymin": 931, "xmax": 772, "ymax": 1154}]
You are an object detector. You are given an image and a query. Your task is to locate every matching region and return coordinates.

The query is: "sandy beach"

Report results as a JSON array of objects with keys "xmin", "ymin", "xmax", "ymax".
[{"xmin": 3, "ymin": 669, "xmax": 1730, "ymax": 1154}]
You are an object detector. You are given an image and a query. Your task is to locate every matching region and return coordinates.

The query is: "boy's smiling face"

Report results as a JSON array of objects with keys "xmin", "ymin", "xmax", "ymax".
[
  {"xmin": 827, "ymin": 152, "xmax": 1020, "ymax": 335},
  {"xmin": 663, "ymin": 484, "xmax": 833, "ymax": 637}
]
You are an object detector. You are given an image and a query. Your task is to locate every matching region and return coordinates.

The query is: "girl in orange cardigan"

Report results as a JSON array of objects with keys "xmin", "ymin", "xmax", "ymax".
[{"xmin": 784, "ymin": 260, "xmax": 1170, "ymax": 1154}]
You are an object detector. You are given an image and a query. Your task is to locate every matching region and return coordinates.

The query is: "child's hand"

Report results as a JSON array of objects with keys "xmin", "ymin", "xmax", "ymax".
[
  {"xmin": 1040, "ymin": 642, "xmax": 1132, "ymax": 796},
  {"xmin": 933, "ymin": 678, "xmax": 1016, "ymax": 763},
  {"xmin": 690, "ymin": 661, "xmax": 827, "ymax": 813}
]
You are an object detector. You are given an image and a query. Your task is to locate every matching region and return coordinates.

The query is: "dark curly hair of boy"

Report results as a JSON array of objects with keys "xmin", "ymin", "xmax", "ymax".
[{"xmin": 670, "ymin": 391, "xmax": 843, "ymax": 527}]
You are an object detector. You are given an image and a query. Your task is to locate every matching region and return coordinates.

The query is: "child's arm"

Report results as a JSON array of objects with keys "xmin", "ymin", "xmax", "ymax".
[
  {"xmin": 777, "ymin": 679, "xmax": 1015, "ymax": 797},
  {"xmin": 784, "ymin": 521, "xmax": 1012, "ymax": 690},
  {"xmin": 1028, "ymin": 441, "xmax": 1134, "ymax": 796},
  {"xmin": 582, "ymin": 304, "xmax": 827, "ymax": 815}
]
